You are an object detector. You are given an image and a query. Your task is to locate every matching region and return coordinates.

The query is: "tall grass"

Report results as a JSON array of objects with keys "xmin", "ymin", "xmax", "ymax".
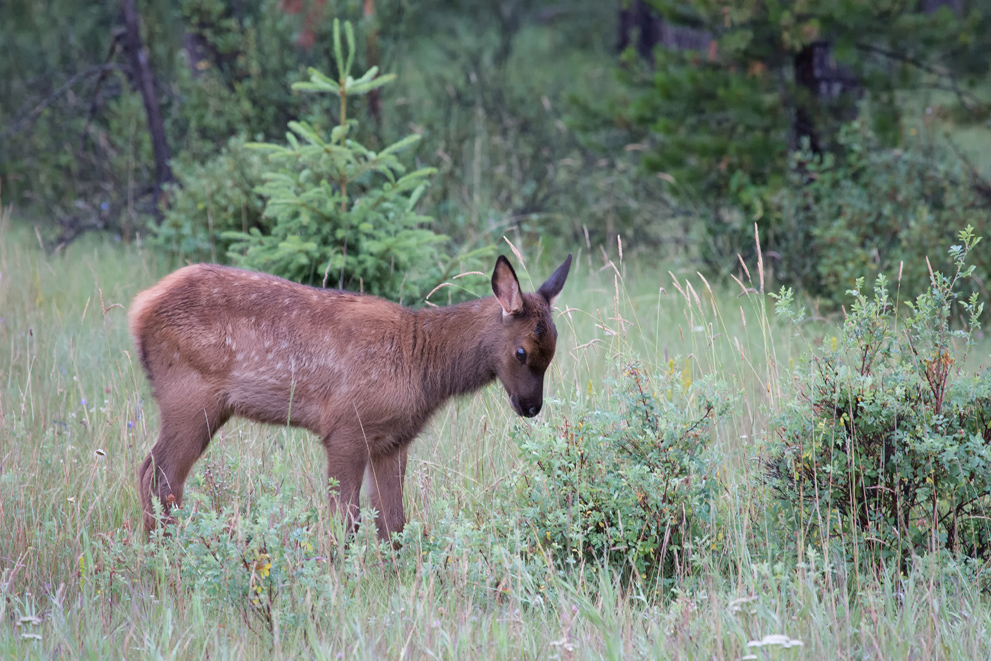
[{"xmin": 3, "ymin": 213, "xmax": 991, "ymax": 659}]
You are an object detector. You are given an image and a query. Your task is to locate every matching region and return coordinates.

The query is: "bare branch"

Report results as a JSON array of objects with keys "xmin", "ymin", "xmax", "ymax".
[
  {"xmin": 855, "ymin": 42, "xmax": 978, "ymax": 109},
  {"xmin": 80, "ymin": 28, "xmax": 126, "ymax": 153},
  {"xmin": 0, "ymin": 64, "xmax": 126, "ymax": 142}
]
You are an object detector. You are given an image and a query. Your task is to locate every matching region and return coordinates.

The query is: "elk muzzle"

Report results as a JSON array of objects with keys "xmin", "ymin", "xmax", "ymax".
[{"xmin": 510, "ymin": 393, "xmax": 542, "ymax": 418}]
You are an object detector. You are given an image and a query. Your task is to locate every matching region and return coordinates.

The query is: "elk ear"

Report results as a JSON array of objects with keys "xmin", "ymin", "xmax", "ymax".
[
  {"xmin": 492, "ymin": 255, "xmax": 523, "ymax": 317},
  {"xmin": 537, "ymin": 254, "xmax": 572, "ymax": 307}
]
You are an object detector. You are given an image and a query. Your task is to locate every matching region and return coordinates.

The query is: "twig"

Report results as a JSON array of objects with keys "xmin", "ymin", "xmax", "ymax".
[
  {"xmin": 0, "ymin": 64, "xmax": 126, "ymax": 142},
  {"xmin": 855, "ymin": 42, "xmax": 977, "ymax": 110},
  {"xmin": 80, "ymin": 28, "xmax": 126, "ymax": 153},
  {"xmin": 947, "ymin": 139, "xmax": 991, "ymax": 207}
]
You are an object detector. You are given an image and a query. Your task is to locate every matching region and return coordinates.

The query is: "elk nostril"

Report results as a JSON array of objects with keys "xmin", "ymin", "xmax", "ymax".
[{"xmin": 527, "ymin": 405, "xmax": 539, "ymax": 417}]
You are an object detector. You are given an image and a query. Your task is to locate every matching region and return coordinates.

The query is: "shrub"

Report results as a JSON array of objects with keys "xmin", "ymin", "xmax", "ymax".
[
  {"xmin": 768, "ymin": 227, "xmax": 991, "ymax": 568},
  {"xmin": 147, "ymin": 459, "xmax": 328, "ymax": 636},
  {"xmin": 223, "ymin": 20, "xmax": 448, "ymax": 301},
  {"xmin": 769, "ymin": 122, "xmax": 991, "ymax": 312},
  {"xmin": 152, "ymin": 135, "xmax": 269, "ymax": 262},
  {"xmin": 509, "ymin": 363, "xmax": 729, "ymax": 587}
]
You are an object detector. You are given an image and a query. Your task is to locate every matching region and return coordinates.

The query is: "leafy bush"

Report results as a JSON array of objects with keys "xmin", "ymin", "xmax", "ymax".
[
  {"xmin": 148, "ymin": 459, "xmax": 328, "ymax": 636},
  {"xmin": 223, "ymin": 21, "xmax": 448, "ymax": 301},
  {"xmin": 509, "ymin": 363, "xmax": 729, "ymax": 586},
  {"xmin": 768, "ymin": 227, "xmax": 991, "ymax": 568},
  {"xmin": 152, "ymin": 135, "xmax": 269, "ymax": 262},
  {"xmin": 770, "ymin": 122, "xmax": 991, "ymax": 311}
]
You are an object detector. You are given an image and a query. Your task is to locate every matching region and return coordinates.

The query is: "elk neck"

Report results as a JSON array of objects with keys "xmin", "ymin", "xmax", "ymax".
[{"xmin": 407, "ymin": 297, "xmax": 505, "ymax": 407}]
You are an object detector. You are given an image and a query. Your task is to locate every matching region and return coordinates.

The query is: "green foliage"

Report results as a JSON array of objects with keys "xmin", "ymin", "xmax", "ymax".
[
  {"xmin": 2, "ymin": 0, "xmax": 658, "ymax": 254},
  {"xmin": 224, "ymin": 21, "xmax": 448, "ymax": 300},
  {"xmin": 0, "ymin": 0, "xmax": 401, "ymax": 237},
  {"xmin": 605, "ymin": 0, "xmax": 991, "ymax": 264},
  {"xmin": 768, "ymin": 227, "xmax": 991, "ymax": 567},
  {"xmin": 0, "ymin": 2, "xmax": 121, "ymax": 211},
  {"xmin": 152, "ymin": 135, "xmax": 269, "ymax": 262},
  {"xmin": 168, "ymin": 0, "xmax": 356, "ymax": 157},
  {"xmin": 624, "ymin": 42, "xmax": 785, "ymax": 260},
  {"xmin": 382, "ymin": 2, "xmax": 662, "ymax": 250},
  {"xmin": 143, "ymin": 459, "xmax": 329, "ymax": 636},
  {"xmin": 770, "ymin": 122, "xmax": 991, "ymax": 310},
  {"xmin": 509, "ymin": 363, "xmax": 729, "ymax": 586}
]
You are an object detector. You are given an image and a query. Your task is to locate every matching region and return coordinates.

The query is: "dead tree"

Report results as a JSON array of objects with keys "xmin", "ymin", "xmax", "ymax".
[{"xmin": 122, "ymin": 0, "xmax": 172, "ymax": 208}]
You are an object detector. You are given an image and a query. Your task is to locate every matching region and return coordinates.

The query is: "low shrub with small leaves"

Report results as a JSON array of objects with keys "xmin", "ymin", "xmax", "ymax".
[
  {"xmin": 768, "ymin": 227, "xmax": 991, "ymax": 568},
  {"xmin": 145, "ymin": 460, "xmax": 329, "ymax": 636},
  {"xmin": 509, "ymin": 363, "xmax": 730, "ymax": 587},
  {"xmin": 396, "ymin": 504, "xmax": 549, "ymax": 608}
]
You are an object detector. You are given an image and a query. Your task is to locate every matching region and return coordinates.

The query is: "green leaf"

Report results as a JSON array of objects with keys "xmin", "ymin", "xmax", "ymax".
[
  {"xmin": 352, "ymin": 66, "xmax": 381, "ymax": 86},
  {"xmin": 344, "ymin": 21, "xmax": 356, "ymax": 80},
  {"xmin": 348, "ymin": 73, "xmax": 396, "ymax": 97},
  {"xmin": 333, "ymin": 19, "xmax": 344, "ymax": 81},
  {"xmin": 379, "ymin": 133, "xmax": 422, "ymax": 158}
]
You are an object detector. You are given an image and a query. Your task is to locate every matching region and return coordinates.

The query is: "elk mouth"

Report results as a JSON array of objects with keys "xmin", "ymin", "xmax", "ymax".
[{"xmin": 510, "ymin": 394, "xmax": 541, "ymax": 418}]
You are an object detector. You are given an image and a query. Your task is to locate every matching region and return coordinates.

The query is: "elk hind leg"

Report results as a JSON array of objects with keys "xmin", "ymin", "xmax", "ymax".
[
  {"xmin": 368, "ymin": 447, "xmax": 408, "ymax": 544},
  {"xmin": 140, "ymin": 385, "xmax": 228, "ymax": 533}
]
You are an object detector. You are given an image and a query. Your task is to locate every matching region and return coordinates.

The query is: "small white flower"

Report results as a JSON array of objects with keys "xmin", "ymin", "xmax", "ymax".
[{"xmin": 747, "ymin": 634, "xmax": 804, "ymax": 649}]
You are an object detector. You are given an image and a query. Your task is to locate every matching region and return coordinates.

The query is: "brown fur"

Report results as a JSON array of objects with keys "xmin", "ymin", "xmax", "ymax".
[{"xmin": 130, "ymin": 254, "xmax": 571, "ymax": 540}]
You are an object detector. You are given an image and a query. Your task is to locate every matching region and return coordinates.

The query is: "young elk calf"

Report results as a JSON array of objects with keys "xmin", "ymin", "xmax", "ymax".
[{"xmin": 130, "ymin": 254, "xmax": 571, "ymax": 540}]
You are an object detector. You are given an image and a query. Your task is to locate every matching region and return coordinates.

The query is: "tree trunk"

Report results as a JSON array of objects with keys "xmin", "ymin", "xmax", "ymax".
[
  {"xmin": 617, "ymin": 0, "xmax": 657, "ymax": 59},
  {"xmin": 122, "ymin": 0, "xmax": 172, "ymax": 208},
  {"xmin": 792, "ymin": 42, "xmax": 828, "ymax": 154},
  {"xmin": 793, "ymin": 40, "xmax": 862, "ymax": 155}
]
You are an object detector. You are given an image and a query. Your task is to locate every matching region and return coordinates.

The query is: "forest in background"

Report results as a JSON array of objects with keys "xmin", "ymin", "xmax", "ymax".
[{"xmin": 3, "ymin": 0, "xmax": 991, "ymax": 309}]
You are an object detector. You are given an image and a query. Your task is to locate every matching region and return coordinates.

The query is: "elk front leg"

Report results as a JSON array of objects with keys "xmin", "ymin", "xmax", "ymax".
[
  {"xmin": 322, "ymin": 436, "xmax": 368, "ymax": 537},
  {"xmin": 368, "ymin": 447, "xmax": 408, "ymax": 544}
]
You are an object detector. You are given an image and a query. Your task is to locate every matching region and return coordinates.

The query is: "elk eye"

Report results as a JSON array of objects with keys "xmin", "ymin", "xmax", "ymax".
[{"xmin": 516, "ymin": 347, "xmax": 527, "ymax": 364}]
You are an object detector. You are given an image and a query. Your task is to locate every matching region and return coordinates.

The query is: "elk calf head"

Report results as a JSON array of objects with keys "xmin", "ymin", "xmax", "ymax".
[{"xmin": 491, "ymin": 254, "xmax": 571, "ymax": 418}]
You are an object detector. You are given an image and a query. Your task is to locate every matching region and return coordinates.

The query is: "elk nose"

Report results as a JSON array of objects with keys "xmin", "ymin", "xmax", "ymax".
[{"xmin": 526, "ymin": 404, "xmax": 540, "ymax": 417}]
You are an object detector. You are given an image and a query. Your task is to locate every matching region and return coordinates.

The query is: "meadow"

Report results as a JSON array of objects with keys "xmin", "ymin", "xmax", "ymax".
[{"xmin": 3, "ymin": 203, "xmax": 991, "ymax": 659}]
